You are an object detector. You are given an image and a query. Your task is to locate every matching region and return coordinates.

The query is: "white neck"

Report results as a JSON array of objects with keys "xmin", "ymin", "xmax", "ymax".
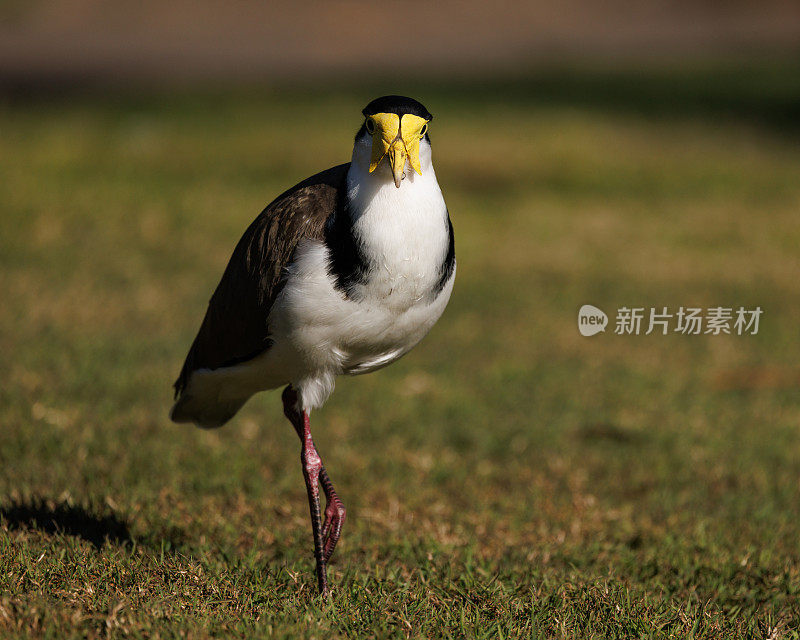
[
  {"xmin": 344, "ymin": 133, "xmax": 449, "ymax": 304},
  {"xmin": 347, "ymin": 133, "xmax": 440, "ymax": 216}
]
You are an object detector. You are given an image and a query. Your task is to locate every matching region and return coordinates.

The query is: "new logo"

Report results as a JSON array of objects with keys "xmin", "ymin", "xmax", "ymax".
[{"xmin": 578, "ymin": 304, "xmax": 608, "ymax": 336}]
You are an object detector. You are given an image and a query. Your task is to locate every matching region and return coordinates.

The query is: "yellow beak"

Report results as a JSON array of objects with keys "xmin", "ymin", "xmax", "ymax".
[{"xmin": 367, "ymin": 113, "xmax": 428, "ymax": 188}]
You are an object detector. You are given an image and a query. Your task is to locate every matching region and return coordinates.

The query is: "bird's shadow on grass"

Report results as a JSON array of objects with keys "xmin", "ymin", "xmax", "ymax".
[{"xmin": 0, "ymin": 497, "xmax": 184, "ymax": 552}]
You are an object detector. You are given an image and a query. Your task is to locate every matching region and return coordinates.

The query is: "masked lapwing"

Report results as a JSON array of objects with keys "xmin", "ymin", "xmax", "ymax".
[{"xmin": 170, "ymin": 96, "xmax": 455, "ymax": 595}]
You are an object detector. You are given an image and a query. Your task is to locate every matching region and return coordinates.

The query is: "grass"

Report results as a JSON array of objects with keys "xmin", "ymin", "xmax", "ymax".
[{"xmin": 1, "ymin": 67, "xmax": 800, "ymax": 637}]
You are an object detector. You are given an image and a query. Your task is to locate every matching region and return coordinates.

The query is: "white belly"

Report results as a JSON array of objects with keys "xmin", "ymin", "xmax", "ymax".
[{"xmin": 264, "ymin": 239, "xmax": 454, "ymax": 392}]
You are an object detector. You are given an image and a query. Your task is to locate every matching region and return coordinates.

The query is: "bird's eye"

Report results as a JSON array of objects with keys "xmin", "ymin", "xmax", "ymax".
[
  {"xmin": 365, "ymin": 118, "xmax": 376, "ymax": 134},
  {"xmin": 419, "ymin": 123, "xmax": 428, "ymax": 138}
]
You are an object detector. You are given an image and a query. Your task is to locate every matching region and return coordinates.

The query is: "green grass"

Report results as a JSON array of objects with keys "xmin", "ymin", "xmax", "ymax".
[{"xmin": 1, "ymin": 71, "xmax": 800, "ymax": 638}]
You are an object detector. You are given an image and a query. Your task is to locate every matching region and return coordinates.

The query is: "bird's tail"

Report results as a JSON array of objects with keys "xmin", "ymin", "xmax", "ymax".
[
  {"xmin": 169, "ymin": 370, "xmax": 250, "ymax": 429},
  {"xmin": 170, "ymin": 393, "xmax": 248, "ymax": 429}
]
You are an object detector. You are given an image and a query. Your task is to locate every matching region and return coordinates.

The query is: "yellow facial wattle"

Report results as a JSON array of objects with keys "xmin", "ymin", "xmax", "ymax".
[{"xmin": 367, "ymin": 112, "xmax": 429, "ymax": 188}]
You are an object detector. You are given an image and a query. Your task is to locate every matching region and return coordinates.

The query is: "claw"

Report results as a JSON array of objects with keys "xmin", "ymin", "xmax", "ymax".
[
  {"xmin": 321, "ymin": 498, "xmax": 346, "ymax": 562},
  {"xmin": 319, "ymin": 467, "xmax": 346, "ymax": 563}
]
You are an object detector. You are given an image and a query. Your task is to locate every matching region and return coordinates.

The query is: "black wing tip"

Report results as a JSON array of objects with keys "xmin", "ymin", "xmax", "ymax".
[{"xmin": 173, "ymin": 356, "xmax": 192, "ymax": 399}]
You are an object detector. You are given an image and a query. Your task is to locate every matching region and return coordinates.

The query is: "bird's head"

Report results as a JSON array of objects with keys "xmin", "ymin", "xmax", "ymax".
[{"xmin": 355, "ymin": 95, "xmax": 433, "ymax": 188}]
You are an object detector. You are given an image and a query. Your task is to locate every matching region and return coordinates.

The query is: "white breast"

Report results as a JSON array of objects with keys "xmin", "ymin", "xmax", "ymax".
[
  {"xmin": 346, "ymin": 150, "xmax": 449, "ymax": 308},
  {"xmin": 261, "ymin": 137, "xmax": 455, "ymax": 410}
]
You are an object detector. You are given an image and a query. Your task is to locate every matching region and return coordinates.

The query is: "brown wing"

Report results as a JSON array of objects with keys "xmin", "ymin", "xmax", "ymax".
[{"xmin": 174, "ymin": 163, "xmax": 349, "ymax": 398}]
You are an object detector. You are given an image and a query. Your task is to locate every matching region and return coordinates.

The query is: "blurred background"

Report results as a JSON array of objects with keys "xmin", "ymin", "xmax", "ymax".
[
  {"xmin": 2, "ymin": 2, "xmax": 800, "ymax": 637},
  {"xmin": 2, "ymin": 0, "xmax": 800, "ymax": 82}
]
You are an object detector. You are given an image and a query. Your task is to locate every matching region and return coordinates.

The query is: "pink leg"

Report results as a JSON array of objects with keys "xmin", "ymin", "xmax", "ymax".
[{"xmin": 282, "ymin": 386, "xmax": 346, "ymax": 595}]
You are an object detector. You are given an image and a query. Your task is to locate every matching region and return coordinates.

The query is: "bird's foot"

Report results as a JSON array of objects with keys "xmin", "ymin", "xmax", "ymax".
[{"xmin": 320, "ymin": 469, "xmax": 346, "ymax": 563}]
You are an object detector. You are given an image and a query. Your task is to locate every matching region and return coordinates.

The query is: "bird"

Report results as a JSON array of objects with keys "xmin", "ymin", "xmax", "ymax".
[{"xmin": 170, "ymin": 95, "xmax": 455, "ymax": 595}]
